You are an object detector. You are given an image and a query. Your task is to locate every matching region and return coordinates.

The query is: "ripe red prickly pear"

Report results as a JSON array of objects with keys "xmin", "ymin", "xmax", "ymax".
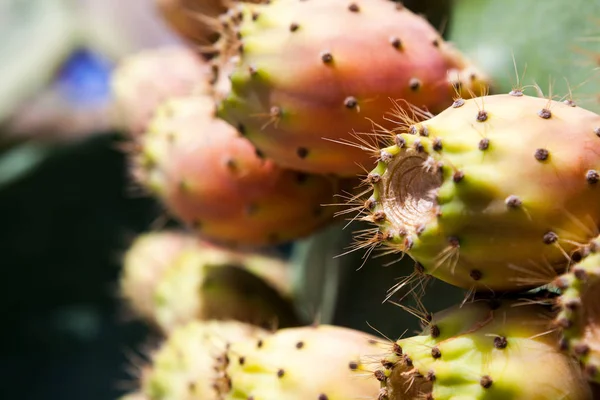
[
  {"xmin": 214, "ymin": 0, "xmax": 490, "ymax": 176},
  {"xmin": 134, "ymin": 320, "xmax": 266, "ymax": 400},
  {"xmin": 111, "ymin": 46, "xmax": 212, "ymax": 137},
  {"xmin": 374, "ymin": 299, "xmax": 591, "ymax": 400},
  {"xmin": 119, "ymin": 230, "xmax": 300, "ymax": 333},
  {"xmin": 132, "ymin": 94, "xmax": 348, "ymax": 247},
  {"xmin": 221, "ymin": 324, "xmax": 386, "ymax": 399},
  {"xmin": 352, "ymin": 92, "xmax": 600, "ymax": 292},
  {"xmin": 554, "ymin": 235, "xmax": 600, "ymax": 384}
]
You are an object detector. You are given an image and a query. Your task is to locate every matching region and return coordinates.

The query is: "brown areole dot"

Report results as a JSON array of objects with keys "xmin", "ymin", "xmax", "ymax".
[
  {"xmin": 543, "ymin": 231, "xmax": 558, "ymax": 244},
  {"xmin": 390, "ymin": 36, "xmax": 402, "ymax": 49},
  {"xmin": 409, "ymin": 78, "xmax": 421, "ymax": 91},
  {"xmin": 320, "ymin": 51, "xmax": 333, "ymax": 63},
  {"xmin": 239, "ymin": 356, "xmax": 245, "ymax": 365},
  {"xmin": 348, "ymin": 361, "xmax": 359, "ymax": 370},
  {"xmin": 431, "ymin": 347, "xmax": 441, "ymax": 358},
  {"xmin": 565, "ymin": 298, "xmax": 582, "ymax": 310},
  {"xmin": 348, "ymin": 3, "xmax": 360, "ymax": 12},
  {"xmin": 289, "ymin": 22, "xmax": 299, "ymax": 32},
  {"xmin": 367, "ymin": 173, "xmax": 381, "ymax": 184},
  {"xmin": 393, "ymin": 342, "xmax": 403, "ymax": 356},
  {"xmin": 318, "ymin": 394, "xmax": 328, "ymax": 400},
  {"xmin": 478, "ymin": 138, "xmax": 490, "ymax": 150},
  {"xmin": 430, "ymin": 324, "xmax": 440, "ymax": 338},
  {"xmin": 344, "ymin": 96, "xmax": 358, "ymax": 108},
  {"xmin": 395, "ymin": 135, "xmax": 406, "ymax": 148},
  {"xmin": 476, "ymin": 110, "xmax": 488, "ymax": 122},
  {"xmin": 505, "ymin": 195, "xmax": 522, "ymax": 208},
  {"xmin": 296, "ymin": 147, "xmax": 309, "ymax": 158},
  {"xmin": 426, "ymin": 370, "xmax": 436, "ymax": 381},
  {"xmin": 586, "ymin": 170, "xmax": 600, "ymax": 184},
  {"xmin": 433, "ymin": 138, "xmax": 443, "ymax": 151},
  {"xmin": 374, "ymin": 370, "xmax": 386, "ymax": 381},
  {"xmin": 296, "ymin": 341, "xmax": 304, "ymax": 349},
  {"xmin": 509, "ymin": 88, "xmax": 523, "ymax": 96},
  {"xmin": 373, "ymin": 211, "xmax": 387, "ymax": 223},
  {"xmin": 534, "ymin": 148, "xmax": 549, "ymax": 161},
  {"xmin": 594, "ymin": 127, "xmax": 600, "ymax": 137},
  {"xmin": 414, "ymin": 140, "xmax": 424, "ymax": 152},
  {"xmin": 277, "ymin": 368, "xmax": 285, "ymax": 378},
  {"xmin": 470, "ymin": 269, "xmax": 482, "ymax": 281},
  {"xmin": 538, "ymin": 108, "xmax": 552, "ymax": 119},
  {"xmin": 494, "ymin": 336, "xmax": 508, "ymax": 349},
  {"xmin": 452, "ymin": 98, "xmax": 465, "ymax": 108},
  {"xmin": 453, "ymin": 171, "xmax": 464, "ymax": 182},
  {"xmin": 480, "ymin": 375, "xmax": 493, "ymax": 388},
  {"xmin": 573, "ymin": 267, "xmax": 587, "ymax": 281}
]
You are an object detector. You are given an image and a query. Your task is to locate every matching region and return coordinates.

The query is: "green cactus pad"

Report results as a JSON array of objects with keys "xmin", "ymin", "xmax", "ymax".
[
  {"xmin": 354, "ymin": 92, "xmax": 600, "ymax": 292},
  {"xmin": 374, "ymin": 299, "xmax": 591, "ymax": 400}
]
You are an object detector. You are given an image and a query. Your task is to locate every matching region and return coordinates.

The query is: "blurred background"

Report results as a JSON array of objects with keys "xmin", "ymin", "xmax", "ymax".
[{"xmin": 1, "ymin": 0, "xmax": 598, "ymax": 399}]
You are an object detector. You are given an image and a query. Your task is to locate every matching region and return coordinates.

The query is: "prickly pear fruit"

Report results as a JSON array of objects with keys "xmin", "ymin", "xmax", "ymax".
[
  {"xmin": 111, "ymin": 46, "xmax": 212, "ymax": 137},
  {"xmin": 221, "ymin": 324, "xmax": 385, "ymax": 399},
  {"xmin": 374, "ymin": 298, "xmax": 591, "ymax": 400},
  {"xmin": 119, "ymin": 230, "xmax": 301, "ymax": 333},
  {"xmin": 137, "ymin": 320, "xmax": 266, "ymax": 400},
  {"xmin": 133, "ymin": 94, "xmax": 345, "ymax": 247},
  {"xmin": 119, "ymin": 230, "xmax": 197, "ymax": 323},
  {"xmin": 554, "ymin": 235, "xmax": 600, "ymax": 384},
  {"xmin": 355, "ymin": 92, "xmax": 600, "ymax": 292},
  {"xmin": 156, "ymin": 0, "xmax": 262, "ymax": 50},
  {"xmin": 214, "ymin": 0, "xmax": 490, "ymax": 176}
]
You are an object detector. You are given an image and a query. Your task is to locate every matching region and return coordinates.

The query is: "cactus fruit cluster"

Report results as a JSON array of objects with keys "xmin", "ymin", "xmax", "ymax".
[
  {"xmin": 108, "ymin": 0, "xmax": 600, "ymax": 398},
  {"xmin": 130, "ymin": 94, "xmax": 346, "ymax": 246}
]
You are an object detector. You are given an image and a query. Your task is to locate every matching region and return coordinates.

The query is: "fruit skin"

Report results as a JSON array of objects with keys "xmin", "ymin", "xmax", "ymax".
[
  {"xmin": 156, "ymin": 0, "xmax": 263, "ymax": 51},
  {"xmin": 554, "ymin": 236, "xmax": 600, "ymax": 384},
  {"xmin": 133, "ymin": 94, "xmax": 346, "ymax": 247},
  {"xmin": 374, "ymin": 299, "xmax": 591, "ymax": 400},
  {"xmin": 111, "ymin": 46, "xmax": 212, "ymax": 137},
  {"xmin": 119, "ymin": 230, "xmax": 198, "ymax": 324},
  {"xmin": 215, "ymin": 0, "xmax": 490, "ymax": 177},
  {"xmin": 356, "ymin": 92, "xmax": 600, "ymax": 292},
  {"xmin": 136, "ymin": 320, "xmax": 266, "ymax": 400},
  {"xmin": 221, "ymin": 324, "xmax": 386, "ymax": 400},
  {"xmin": 119, "ymin": 230, "xmax": 300, "ymax": 333}
]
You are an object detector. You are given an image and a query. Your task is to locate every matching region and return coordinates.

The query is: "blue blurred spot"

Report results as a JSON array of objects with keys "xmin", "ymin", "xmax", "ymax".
[{"xmin": 55, "ymin": 48, "xmax": 115, "ymax": 107}]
